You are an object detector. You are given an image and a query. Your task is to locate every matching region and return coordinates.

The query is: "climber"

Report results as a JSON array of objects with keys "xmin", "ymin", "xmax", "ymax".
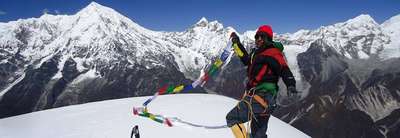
[{"xmin": 226, "ymin": 25, "xmax": 299, "ymax": 138}]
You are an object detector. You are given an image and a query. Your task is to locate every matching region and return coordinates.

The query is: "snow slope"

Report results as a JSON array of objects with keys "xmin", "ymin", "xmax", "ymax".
[
  {"xmin": 381, "ymin": 14, "xmax": 400, "ymax": 59},
  {"xmin": 0, "ymin": 94, "xmax": 309, "ymax": 138}
]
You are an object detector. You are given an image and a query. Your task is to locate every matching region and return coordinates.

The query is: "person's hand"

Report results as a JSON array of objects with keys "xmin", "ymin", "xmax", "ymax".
[
  {"xmin": 284, "ymin": 86, "xmax": 302, "ymax": 105},
  {"xmin": 230, "ymin": 32, "xmax": 240, "ymax": 44}
]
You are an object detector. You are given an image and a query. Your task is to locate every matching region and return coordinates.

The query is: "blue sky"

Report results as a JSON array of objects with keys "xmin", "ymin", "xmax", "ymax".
[{"xmin": 0, "ymin": 0, "xmax": 399, "ymax": 33}]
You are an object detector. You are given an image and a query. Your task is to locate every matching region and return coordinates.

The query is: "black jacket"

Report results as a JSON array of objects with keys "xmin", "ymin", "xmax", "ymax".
[{"xmin": 234, "ymin": 42, "xmax": 296, "ymax": 90}]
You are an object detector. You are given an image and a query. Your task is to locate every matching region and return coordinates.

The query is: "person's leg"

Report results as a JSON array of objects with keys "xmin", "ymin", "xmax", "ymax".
[
  {"xmin": 250, "ymin": 93, "xmax": 275, "ymax": 138},
  {"xmin": 230, "ymin": 123, "xmax": 248, "ymax": 138},
  {"xmin": 250, "ymin": 114, "xmax": 270, "ymax": 138},
  {"xmin": 226, "ymin": 100, "xmax": 251, "ymax": 138}
]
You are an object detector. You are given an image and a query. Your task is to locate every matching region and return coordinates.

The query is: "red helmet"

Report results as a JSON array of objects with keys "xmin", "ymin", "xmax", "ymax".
[{"xmin": 256, "ymin": 25, "xmax": 273, "ymax": 39}]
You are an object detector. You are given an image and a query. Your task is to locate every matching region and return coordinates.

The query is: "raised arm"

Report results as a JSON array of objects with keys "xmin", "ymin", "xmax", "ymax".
[{"xmin": 230, "ymin": 32, "xmax": 250, "ymax": 66}]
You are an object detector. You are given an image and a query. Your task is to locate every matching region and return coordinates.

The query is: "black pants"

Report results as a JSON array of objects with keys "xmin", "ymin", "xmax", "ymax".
[{"xmin": 226, "ymin": 93, "xmax": 276, "ymax": 138}]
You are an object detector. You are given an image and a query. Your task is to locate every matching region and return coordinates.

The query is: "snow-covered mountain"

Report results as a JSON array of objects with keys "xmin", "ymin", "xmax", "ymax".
[
  {"xmin": 0, "ymin": 2, "xmax": 196, "ymax": 118},
  {"xmin": 274, "ymin": 14, "xmax": 391, "ymax": 59},
  {"xmin": 0, "ymin": 2, "xmax": 399, "ymax": 137},
  {"xmin": 162, "ymin": 17, "xmax": 235, "ymax": 79},
  {"xmin": 0, "ymin": 2, "xmax": 238, "ymax": 119},
  {"xmin": 0, "ymin": 2, "xmax": 188, "ymax": 76},
  {"xmin": 381, "ymin": 14, "xmax": 400, "ymax": 59},
  {"xmin": 0, "ymin": 94, "xmax": 310, "ymax": 138}
]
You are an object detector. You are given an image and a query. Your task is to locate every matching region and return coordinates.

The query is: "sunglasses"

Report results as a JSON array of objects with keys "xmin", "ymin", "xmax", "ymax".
[{"xmin": 254, "ymin": 32, "xmax": 269, "ymax": 40}]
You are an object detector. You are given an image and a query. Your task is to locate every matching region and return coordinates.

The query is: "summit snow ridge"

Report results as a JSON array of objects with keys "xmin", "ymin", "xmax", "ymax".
[
  {"xmin": 380, "ymin": 14, "xmax": 400, "ymax": 59},
  {"xmin": 274, "ymin": 14, "xmax": 392, "ymax": 59},
  {"xmin": 347, "ymin": 14, "xmax": 377, "ymax": 24}
]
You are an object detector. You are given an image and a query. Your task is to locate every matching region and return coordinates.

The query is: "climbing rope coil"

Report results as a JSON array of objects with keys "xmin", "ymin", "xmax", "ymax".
[{"xmin": 132, "ymin": 41, "xmax": 234, "ymax": 129}]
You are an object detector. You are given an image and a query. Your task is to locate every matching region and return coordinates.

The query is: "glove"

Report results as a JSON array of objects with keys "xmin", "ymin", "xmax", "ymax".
[
  {"xmin": 287, "ymin": 86, "xmax": 298, "ymax": 97},
  {"xmin": 230, "ymin": 32, "xmax": 240, "ymax": 44}
]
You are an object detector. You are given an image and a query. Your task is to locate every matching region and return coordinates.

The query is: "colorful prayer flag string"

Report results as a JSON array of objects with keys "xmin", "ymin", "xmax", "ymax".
[{"xmin": 133, "ymin": 40, "xmax": 234, "ymax": 127}]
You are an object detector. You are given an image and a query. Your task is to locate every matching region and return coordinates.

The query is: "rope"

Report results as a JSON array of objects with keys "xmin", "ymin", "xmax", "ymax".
[
  {"xmin": 171, "ymin": 117, "xmax": 228, "ymax": 129},
  {"xmin": 239, "ymin": 88, "xmax": 256, "ymax": 138},
  {"xmin": 133, "ymin": 107, "xmax": 229, "ymax": 129}
]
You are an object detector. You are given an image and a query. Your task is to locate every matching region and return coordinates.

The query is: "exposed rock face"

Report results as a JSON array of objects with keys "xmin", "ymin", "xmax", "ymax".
[{"xmin": 273, "ymin": 40, "xmax": 400, "ymax": 138}]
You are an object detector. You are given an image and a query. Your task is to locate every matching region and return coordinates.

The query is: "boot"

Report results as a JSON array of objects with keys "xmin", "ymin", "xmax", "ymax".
[{"xmin": 230, "ymin": 123, "xmax": 247, "ymax": 138}]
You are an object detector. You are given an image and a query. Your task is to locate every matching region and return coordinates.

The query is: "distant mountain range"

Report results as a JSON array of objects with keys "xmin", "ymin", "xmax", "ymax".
[{"xmin": 0, "ymin": 2, "xmax": 399, "ymax": 138}]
